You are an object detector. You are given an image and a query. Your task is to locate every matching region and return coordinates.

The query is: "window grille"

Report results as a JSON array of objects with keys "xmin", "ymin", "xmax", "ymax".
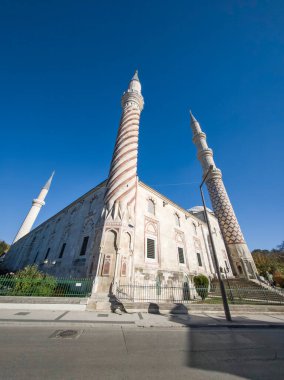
[
  {"xmin": 197, "ymin": 252, "xmax": 202, "ymax": 266},
  {"xmin": 59, "ymin": 243, "xmax": 66, "ymax": 259},
  {"xmin": 147, "ymin": 238, "xmax": 155, "ymax": 259},
  {"xmin": 178, "ymin": 247, "xmax": 185, "ymax": 264},
  {"xmin": 80, "ymin": 236, "xmax": 89, "ymax": 256}
]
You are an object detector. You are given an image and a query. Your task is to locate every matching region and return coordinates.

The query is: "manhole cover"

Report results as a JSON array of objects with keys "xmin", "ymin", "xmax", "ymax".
[
  {"xmin": 49, "ymin": 329, "xmax": 83, "ymax": 339},
  {"xmin": 58, "ymin": 330, "xmax": 78, "ymax": 338}
]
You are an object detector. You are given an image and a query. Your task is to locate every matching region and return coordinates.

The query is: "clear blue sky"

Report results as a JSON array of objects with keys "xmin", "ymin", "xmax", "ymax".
[{"xmin": 0, "ymin": 1, "xmax": 283, "ymax": 249}]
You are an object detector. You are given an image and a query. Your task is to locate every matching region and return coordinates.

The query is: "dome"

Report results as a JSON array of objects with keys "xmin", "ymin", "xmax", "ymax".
[{"xmin": 188, "ymin": 205, "xmax": 214, "ymax": 214}]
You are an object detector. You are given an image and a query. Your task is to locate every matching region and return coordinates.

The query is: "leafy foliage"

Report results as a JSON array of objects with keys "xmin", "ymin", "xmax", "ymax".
[
  {"xmin": 10, "ymin": 265, "xmax": 57, "ymax": 296},
  {"xmin": 193, "ymin": 274, "xmax": 209, "ymax": 300},
  {"xmin": 252, "ymin": 241, "xmax": 284, "ymax": 287},
  {"xmin": 0, "ymin": 240, "xmax": 10, "ymax": 257},
  {"xmin": 276, "ymin": 241, "xmax": 284, "ymax": 252},
  {"xmin": 273, "ymin": 271, "xmax": 284, "ymax": 288}
]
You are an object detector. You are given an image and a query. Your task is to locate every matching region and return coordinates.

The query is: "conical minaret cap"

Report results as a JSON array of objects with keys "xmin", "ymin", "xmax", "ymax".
[
  {"xmin": 132, "ymin": 70, "xmax": 140, "ymax": 81},
  {"xmin": 128, "ymin": 70, "xmax": 141, "ymax": 93},
  {"xmin": 189, "ymin": 110, "xmax": 202, "ymax": 135},
  {"xmin": 43, "ymin": 171, "xmax": 55, "ymax": 191},
  {"xmin": 189, "ymin": 110, "xmax": 198, "ymax": 124}
]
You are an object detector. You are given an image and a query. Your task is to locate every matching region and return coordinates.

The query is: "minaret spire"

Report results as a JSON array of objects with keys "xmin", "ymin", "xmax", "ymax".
[
  {"xmin": 189, "ymin": 113, "xmax": 257, "ymax": 279},
  {"xmin": 43, "ymin": 171, "xmax": 55, "ymax": 190},
  {"xmin": 132, "ymin": 69, "xmax": 139, "ymax": 81},
  {"xmin": 13, "ymin": 172, "xmax": 55, "ymax": 243}
]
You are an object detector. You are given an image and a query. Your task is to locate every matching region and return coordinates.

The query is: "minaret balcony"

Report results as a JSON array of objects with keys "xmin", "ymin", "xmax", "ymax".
[
  {"xmin": 32, "ymin": 199, "xmax": 45, "ymax": 207},
  {"xmin": 121, "ymin": 91, "xmax": 144, "ymax": 110},
  {"xmin": 197, "ymin": 148, "xmax": 213, "ymax": 160},
  {"xmin": 193, "ymin": 131, "xmax": 206, "ymax": 143}
]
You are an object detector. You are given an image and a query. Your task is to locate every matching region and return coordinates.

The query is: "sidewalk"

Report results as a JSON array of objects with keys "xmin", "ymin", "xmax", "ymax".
[{"xmin": 0, "ymin": 308, "xmax": 284, "ymax": 328}]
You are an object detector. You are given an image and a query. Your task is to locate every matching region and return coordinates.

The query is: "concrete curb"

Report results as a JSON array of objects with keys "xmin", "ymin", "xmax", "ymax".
[
  {"xmin": 0, "ymin": 303, "xmax": 86, "ymax": 311},
  {"xmin": 0, "ymin": 296, "xmax": 88, "ymax": 310},
  {"xmin": 0, "ymin": 319, "xmax": 283, "ymax": 329},
  {"xmin": 124, "ymin": 303, "xmax": 284, "ymax": 314},
  {"xmin": 0, "ymin": 296, "xmax": 87, "ymax": 304}
]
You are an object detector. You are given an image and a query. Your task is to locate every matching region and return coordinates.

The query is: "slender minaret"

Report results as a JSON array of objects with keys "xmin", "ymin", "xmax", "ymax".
[
  {"xmin": 13, "ymin": 171, "xmax": 55, "ymax": 243},
  {"xmin": 92, "ymin": 72, "xmax": 144, "ymax": 298},
  {"xmin": 189, "ymin": 112, "xmax": 256, "ymax": 279},
  {"xmin": 104, "ymin": 70, "xmax": 144, "ymax": 220}
]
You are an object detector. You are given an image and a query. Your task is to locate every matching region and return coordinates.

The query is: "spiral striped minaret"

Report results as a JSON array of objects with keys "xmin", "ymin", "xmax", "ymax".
[
  {"xmin": 104, "ymin": 71, "xmax": 144, "ymax": 219},
  {"xmin": 189, "ymin": 112, "xmax": 257, "ymax": 279}
]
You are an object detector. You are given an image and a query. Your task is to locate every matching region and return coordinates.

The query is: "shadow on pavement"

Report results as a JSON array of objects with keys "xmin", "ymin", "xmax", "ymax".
[
  {"xmin": 168, "ymin": 304, "xmax": 284, "ymax": 380},
  {"xmin": 148, "ymin": 303, "xmax": 160, "ymax": 314}
]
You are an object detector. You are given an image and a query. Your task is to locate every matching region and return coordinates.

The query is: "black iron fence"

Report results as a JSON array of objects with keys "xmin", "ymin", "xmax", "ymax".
[
  {"xmin": 115, "ymin": 282, "xmax": 209, "ymax": 303},
  {"xmin": 115, "ymin": 282, "xmax": 284, "ymax": 305}
]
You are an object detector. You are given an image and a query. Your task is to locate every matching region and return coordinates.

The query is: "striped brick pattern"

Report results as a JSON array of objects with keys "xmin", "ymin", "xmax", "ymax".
[
  {"xmin": 104, "ymin": 74, "xmax": 144, "ymax": 214},
  {"xmin": 206, "ymin": 177, "xmax": 245, "ymax": 245}
]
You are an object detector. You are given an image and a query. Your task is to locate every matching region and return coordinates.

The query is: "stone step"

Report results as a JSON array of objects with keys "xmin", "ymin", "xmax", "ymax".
[
  {"xmin": 210, "ymin": 279, "xmax": 284, "ymax": 302},
  {"xmin": 86, "ymin": 300, "xmax": 111, "ymax": 311}
]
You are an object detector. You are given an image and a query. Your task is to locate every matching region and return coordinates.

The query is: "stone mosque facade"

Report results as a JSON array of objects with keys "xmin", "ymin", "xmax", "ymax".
[{"xmin": 4, "ymin": 71, "xmax": 257, "ymax": 297}]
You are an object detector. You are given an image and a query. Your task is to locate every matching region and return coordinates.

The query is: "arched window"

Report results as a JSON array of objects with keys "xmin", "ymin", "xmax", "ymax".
[
  {"xmin": 207, "ymin": 235, "xmax": 213, "ymax": 253},
  {"xmin": 178, "ymin": 247, "xmax": 185, "ymax": 264},
  {"xmin": 147, "ymin": 199, "xmax": 155, "ymax": 215},
  {"xmin": 175, "ymin": 213, "xmax": 180, "ymax": 227},
  {"xmin": 102, "ymin": 255, "xmax": 111, "ymax": 275},
  {"xmin": 192, "ymin": 223, "xmax": 197, "ymax": 235},
  {"xmin": 104, "ymin": 230, "xmax": 117, "ymax": 252},
  {"xmin": 79, "ymin": 236, "xmax": 89, "ymax": 256},
  {"xmin": 121, "ymin": 257, "xmax": 127, "ymax": 276}
]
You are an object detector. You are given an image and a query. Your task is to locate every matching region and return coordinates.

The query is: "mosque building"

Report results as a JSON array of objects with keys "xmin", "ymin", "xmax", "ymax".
[{"xmin": 4, "ymin": 71, "xmax": 257, "ymax": 300}]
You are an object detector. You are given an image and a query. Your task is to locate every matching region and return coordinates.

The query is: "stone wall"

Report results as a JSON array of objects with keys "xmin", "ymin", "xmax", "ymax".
[
  {"xmin": 131, "ymin": 182, "xmax": 233, "ymax": 285},
  {"xmin": 4, "ymin": 180, "xmax": 233, "ymax": 285},
  {"xmin": 4, "ymin": 181, "xmax": 106, "ymax": 278}
]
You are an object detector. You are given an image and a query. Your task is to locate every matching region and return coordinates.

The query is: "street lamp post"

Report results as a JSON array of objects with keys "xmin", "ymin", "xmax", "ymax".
[{"xmin": 200, "ymin": 165, "xmax": 232, "ymax": 322}]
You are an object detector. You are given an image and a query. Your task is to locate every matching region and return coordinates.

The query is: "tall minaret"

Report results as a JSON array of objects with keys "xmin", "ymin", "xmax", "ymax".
[
  {"xmin": 189, "ymin": 112, "xmax": 256, "ymax": 279},
  {"xmin": 104, "ymin": 70, "xmax": 144, "ymax": 220},
  {"xmin": 13, "ymin": 172, "xmax": 55, "ymax": 243},
  {"xmin": 92, "ymin": 72, "xmax": 144, "ymax": 297}
]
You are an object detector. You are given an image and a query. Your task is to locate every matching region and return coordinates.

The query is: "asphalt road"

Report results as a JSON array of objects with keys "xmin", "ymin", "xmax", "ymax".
[{"xmin": 0, "ymin": 325, "xmax": 283, "ymax": 380}]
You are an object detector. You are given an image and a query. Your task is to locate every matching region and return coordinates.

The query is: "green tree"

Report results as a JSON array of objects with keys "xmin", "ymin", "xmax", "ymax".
[
  {"xmin": 11, "ymin": 265, "xmax": 57, "ymax": 296},
  {"xmin": 193, "ymin": 274, "xmax": 209, "ymax": 300},
  {"xmin": 252, "ymin": 251, "xmax": 278, "ymax": 276},
  {"xmin": 276, "ymin": 241, "xmax": 284, "ymax": 252},
  {"xmin": 0, "ymin": 240, "xmax": 10, "ymax": 257},
  {"xmin": 252, "ymin": 242, "xmax": 284, "ymax": 280}
]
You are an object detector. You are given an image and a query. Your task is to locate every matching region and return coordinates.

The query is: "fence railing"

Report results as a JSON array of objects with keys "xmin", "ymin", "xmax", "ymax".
[
  {"xmin": 211, "ymin": 286, "xmax": 284, "ymax": 305},
  {"xmin": 0, "ymin": 275, "xmax": 93, "ymax": 297},
  {"xmin": 115, "ymin": 283, "xmax": 204, "ymax": 304},
  {"xmin": 115, "ymin": 282, "xmax": 284, "ymax": 305}
]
